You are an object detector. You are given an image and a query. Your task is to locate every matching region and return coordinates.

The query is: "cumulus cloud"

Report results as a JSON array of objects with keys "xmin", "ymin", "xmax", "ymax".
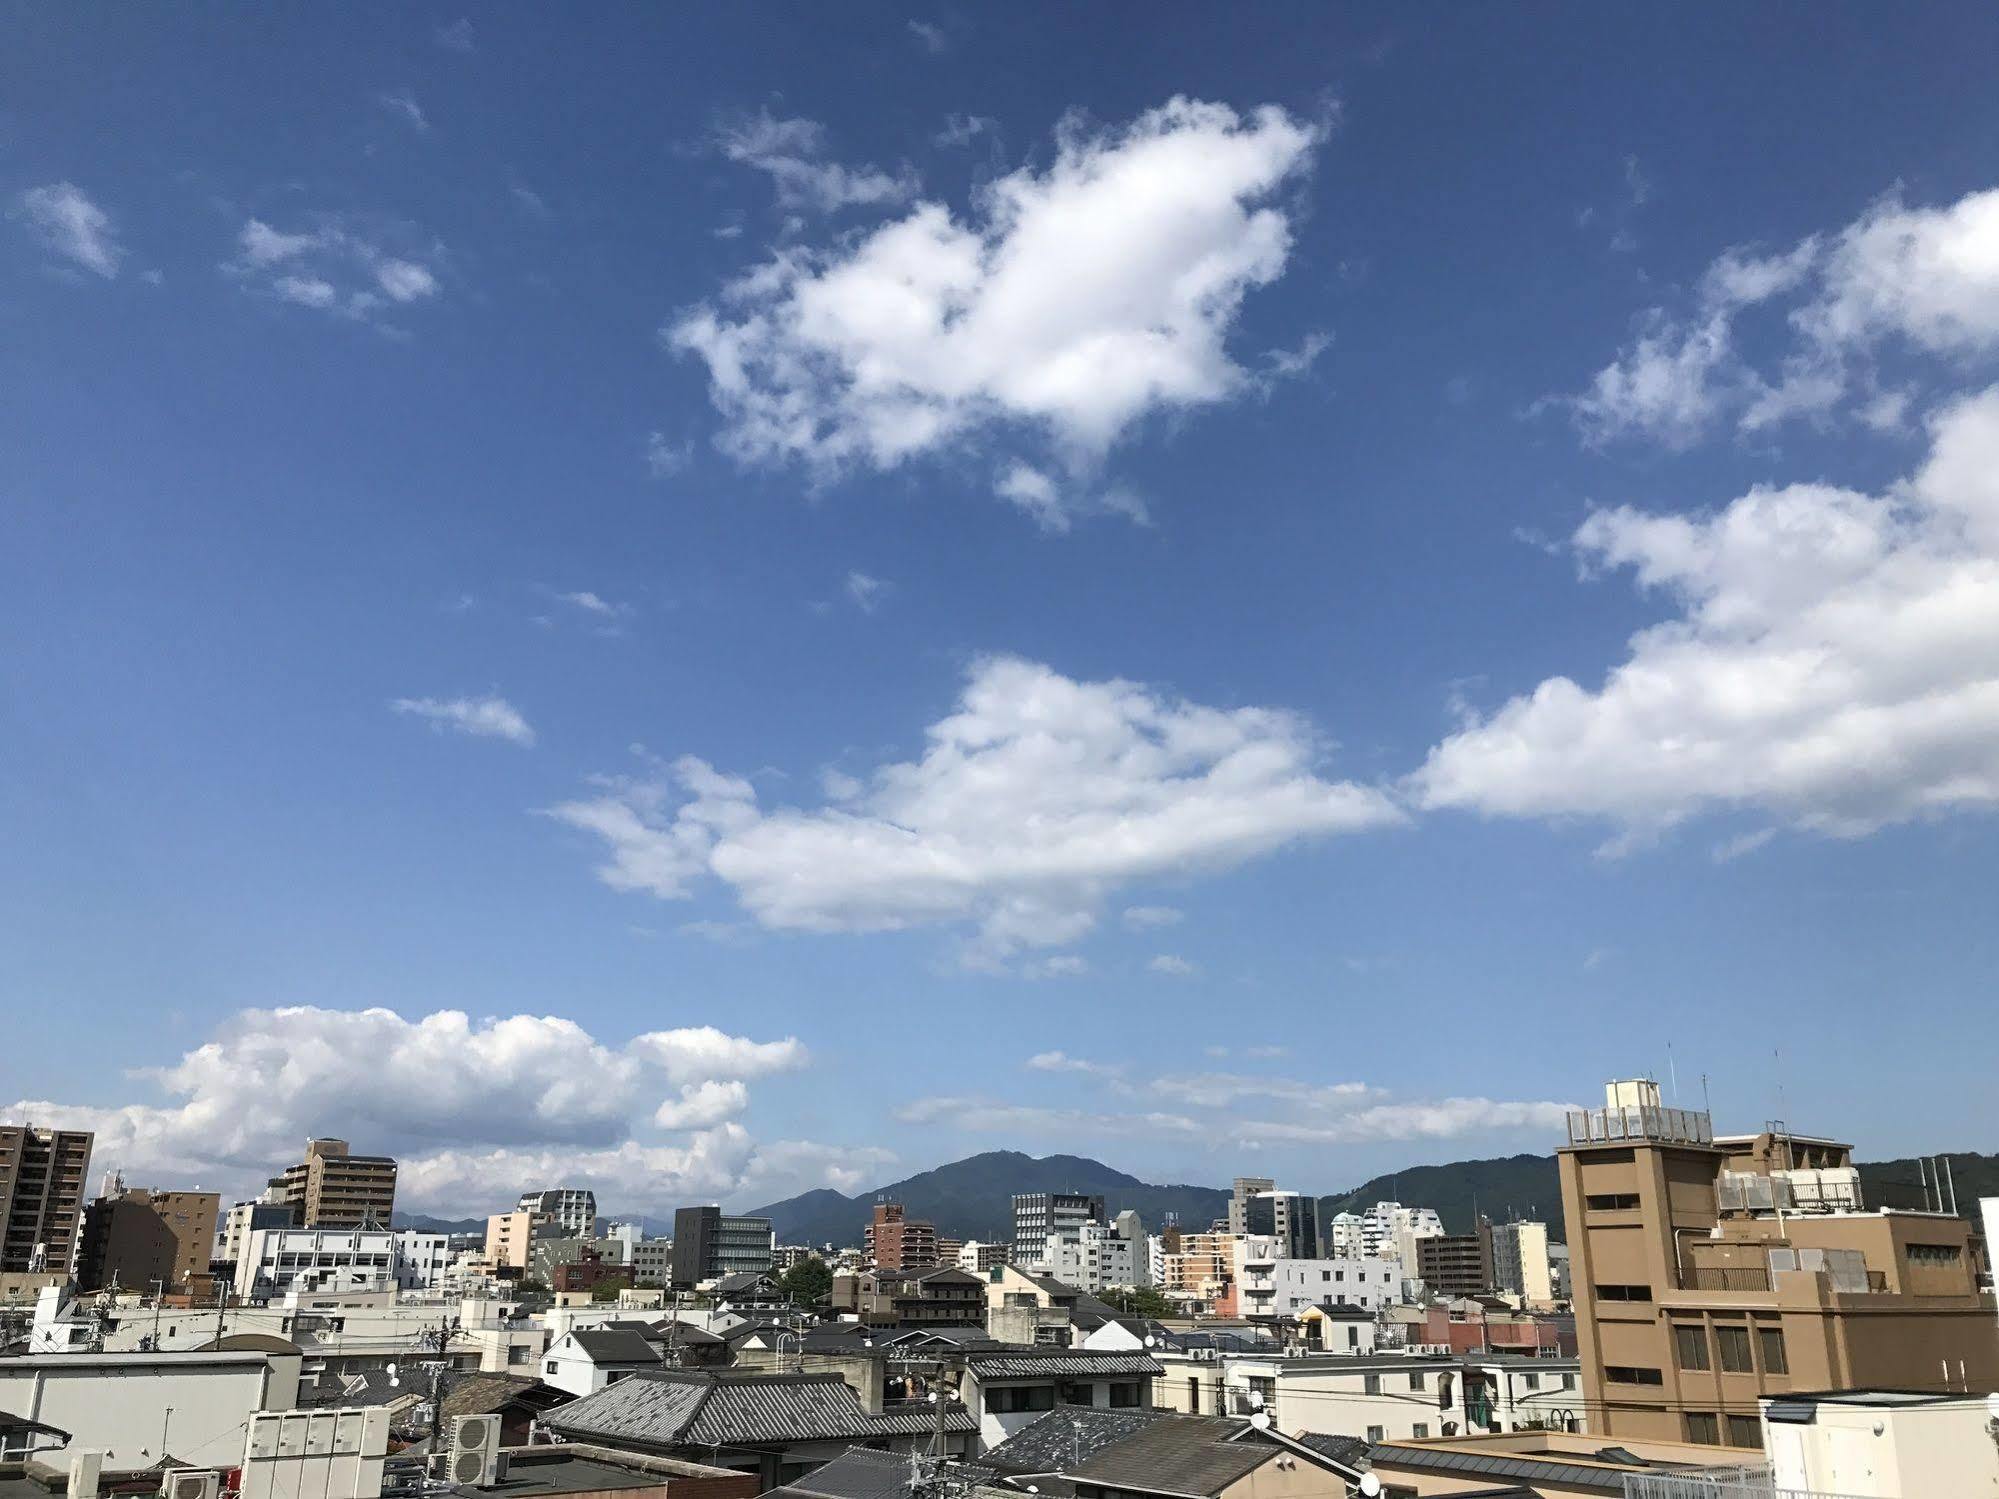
[
  {"xmin": 19, "ymin": 182, "xmax": 123, "ymax": 278},
  {"xmin": 547, "ymin": 655, "xmax": 1400, "ymax": 961},
  {"xmin": 715, "ymin": 111, "xmax": 917, "ymax": 214},
  {"xmin": 225, "ymin": 215, "xmax": 442, "ymax": 325},
  {"xmin": 1419, "ymin": 386, "xmax": 1999, "ymax": 840},
  {"xmin": 1564, "ymin": 184, "xmax": 1999, "ymax": 445},
  {"xmin": 392, "ymin": 694, "xmax": 535, "ymax": 746},
  {"xmin": 1147, "ymin": 954, "xmax": 1197, "ymax": 977},
  {"xmin": 670, "ymin": 99, "xmax": 1320, "ymax": 521},
  {"xmin": 1122, "ymin": 905, "xmax": 1183, "ymax": 929},
  {"xmin": 5, "ymin": 1006, "xmax": 816, "ymax": 1212},
  {"xmin": 1026, "ymin": 1051, "xmax": 1120, "ymax": 1076}
]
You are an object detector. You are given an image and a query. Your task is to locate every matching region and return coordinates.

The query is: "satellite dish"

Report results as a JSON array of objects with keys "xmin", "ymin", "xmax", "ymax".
[
  {"xmin": 1359, "ymin": 1477, "xmax": 1382, "ymax": 1498},
  {"xmin": 1249, "ymin": 1412, "xmax": 1270, "ymax": 1431}
]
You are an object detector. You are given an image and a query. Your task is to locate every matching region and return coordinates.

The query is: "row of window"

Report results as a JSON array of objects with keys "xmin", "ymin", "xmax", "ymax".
[
  {"xmin": 1595, "ymin": 1283, "xmax": 1652, "ymax": 1302},
  {"xmin": 1585, "ymin": 1193, "xmax": 1641, "ymax": 1211},
  {"xmin": 1674, "ymin": 1321, "xmax": 1788, "ymax": 1375},
  {"xmin": 1685, "ymin": 1412, "xmax": 1762, "ymax": 1447}
]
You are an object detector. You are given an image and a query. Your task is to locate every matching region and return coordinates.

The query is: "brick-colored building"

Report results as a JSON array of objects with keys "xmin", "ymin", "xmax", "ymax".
[
  {"xmin": 77, "ymin": 1184, "xmax": 220, "ymax": 1295},
  {"xmin": 862, "ymin": 1201, "xmax": 939, "ymax": 1270},
  {"xmin": 276, "ymin": 1138, "xmax": 396, "ymax": 1229},
  {"xmin": 0, "ymin": 1123, "xmax": 93, "ymax": 1276},
  {"xmin": 1559, "ymin": 1078, "xmax": 1999, "ymax": 1448}
]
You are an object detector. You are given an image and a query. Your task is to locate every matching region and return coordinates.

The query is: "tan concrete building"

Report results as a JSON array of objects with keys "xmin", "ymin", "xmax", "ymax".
[
  {"xmin": 1369, "ymin": 1430, "xmax": 1758, "ymax": 1497},
  {"xmin": 1558, "ymin": 1078, "xmax": 1999, "ymax": 1449},
  {"xmin": 0, "ymin": 1122, "xmax": 93, "ymax": 1275},
  {"xmin": 486, "ymin": 1208, "xmax": 542, "ymax": 1270},
  {"xmin": 276, "ymin": 1137, "xmax": 396, "ymax": 1228},
  {"xmin": 76, "ymin": 1184, "xmax": 220, "ymax": 1294},
  {"xmin": 1160, "ymin": 1230, "xmax": 1238, "ymax": 1301}
]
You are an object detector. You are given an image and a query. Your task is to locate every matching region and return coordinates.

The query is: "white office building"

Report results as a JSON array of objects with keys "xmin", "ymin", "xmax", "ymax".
[
  {"xmin": 518, "ymin": 1188, "xmax": 598, "ymax": 1238},
  {"xmin": 236, "ymin": 1226, "xmax": 396, "ymax": 1300},
  {"xmin": 1043, "ymin": 1217, "xmax": 1143, "ymax": 1292},
  {"xmin": 1231, "ymin": 1236, "xmax": 1403, "ymax": 1317},
  {"xmin": 392, "ymin": 1230, "xmax": 453, "ymax": 1290}
]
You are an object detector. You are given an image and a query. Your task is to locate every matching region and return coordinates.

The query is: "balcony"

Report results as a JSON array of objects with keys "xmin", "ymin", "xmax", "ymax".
[{"xmin": 1566, "ymin": 1105, "xmax": 1712, "ymax": 1147}]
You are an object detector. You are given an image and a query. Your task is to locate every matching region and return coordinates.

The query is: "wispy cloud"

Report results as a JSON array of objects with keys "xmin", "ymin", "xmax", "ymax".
[
  {"xmin": 19, "ymin": 182, "xmax": 123, "ymax": 278},
  {"xmin": 647, "ymin": 432, "xmax": 692, "ymax": 478},
  {"xmin": 844, "ymin": 571, "xmax": 888, "ymax": 613},
  {"xmin": 377, "ymin": 90, "xmax": 430, "ymax": 132},
  {"xmin": 225, "ymin": 214, "xmax": 442, "ymax": 327},
  {"xmin": 434, "ymin": 17, "xmax": 474, "ymax": 52},
  {"xmin": 714, "ymin": 110, "xmax": 917, "ymax": 214},
  {"xmin": 392, "ymin": 694, "xmax": 536, "ymax": 746},
  {"xmin": 907, "ymin": 19, "xmax": 950, "ymax": 53},
  {"xmin": 1147, "ymin": 954, "xmax": 1197, "ymax": 977}
]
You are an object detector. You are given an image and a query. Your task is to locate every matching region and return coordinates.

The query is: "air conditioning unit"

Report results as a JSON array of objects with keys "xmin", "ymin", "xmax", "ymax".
[
  {"xmin": 163, "ymin": 1472, "xmax": 220, "ymax": 1499},
  {"xmin": 449, "ymin": 1415, "xmax": 502, "ymax": 1487}
]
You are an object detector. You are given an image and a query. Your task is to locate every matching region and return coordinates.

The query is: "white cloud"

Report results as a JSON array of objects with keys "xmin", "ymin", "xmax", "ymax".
[
  {"xmin": 1147, "ymin": 954, "xmax": 1197, "ymax": 977},
  {"xmin": 434, "ymin": 17, "xmax": 474, "ymax": 51},
  {"xmin": 226, "ymin": 215, "xmax": 442, "ymax": 325},
  {"xmin": 1419, "ymin": 386, "xmax": 1999, "ymax": 840},
  {"xmin": 1026, "ymin": 1050, "xmax": 1119, "ymax": 1076},
  {"xmin": 392, "ymin": 694, "xmax": 535, "ymax": 746},
  {"xmin": 670, "ymin": 99, "xmax": 1320, "ymax": 518},
  {"xmin": 6, "ymin": 1006, "xmax": 815, "ymax": 1212},
  {"xmin": 557, "ymin": 590, "xmax": 629, "ymax": 618},
  {"xmin": 1122, "ymin": 905, "xmax": 1182, "ymax": 929},
  {"xmin": 1564, "ymin": 184, "xmax": 1999, "ymax": 444},
  {"xmin": 548, "ymin": 656, "xmax": 1400, "ymax": 959},
  {"xmin": 1022, "ymin": 954, "xmax": 1090, "ymax": 980},
  {"xmin": 845, "ymin": 571, "xmax": 888, "ymax": 612},
  {"xmin": 1236, "ymin": 1097, "xmax": 1576, "ymax": 1145},
  {"xmin": 378, "ymin": 90, "xmax": 430, "ymax": 132},
  {"xmin": 907, "ymin": 19, "xmax": 949, "ymax": 53},
  {"xmin": 934, "ymin": 114, "xmax": 994, "ymax": 149},
  {"xmin": 653, "ymin": 1079, "xmax": 750, "ymax": 1129},
  {"xmin": 715, "ymin": 111, "xmax": 917, "ymax": 214},
  {"xmin": 19, "ymin": 182, "xmax": 123, "ymax": 278},
  {"xmin": 646, "ymin": 432, "xmax": 692, "ymax": 478},
  {"xmin": 895, "ymin": 1097, "xmax": 1199, "ymax": 1136}
]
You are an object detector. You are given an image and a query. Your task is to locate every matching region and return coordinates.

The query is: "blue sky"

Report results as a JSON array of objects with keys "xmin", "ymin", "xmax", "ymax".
[{"xmin": 7, "ymin": 5, "xmax": 1999, "ymax": 1217}]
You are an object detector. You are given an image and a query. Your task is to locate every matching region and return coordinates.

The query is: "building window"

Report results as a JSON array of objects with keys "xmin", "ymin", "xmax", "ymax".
[
  {"xmin": 1521, "ymin": 1372, "xmax": 1540, "ymax": 1391},
  {"xmin": 1757, "ymin": 1326, "xmax": 1788, "ymax": 1375},
  {"xmin": 545, "ymin": 1361, "xmax": 558, "ymax": 1374},
  {"xmin": 1727, "ymin": 1414, "xmax": 1762, "ymax": 1447},
  {"xmin": 1187, "ymin": 1377, "xmax": 1200, "ymax": 1415},
  {"xmin": 1585, "ymin": 1193, "xmax": 1640, "ymax": 1211},
  {"xmin": 1363, "ymin": 1374, "xmax": 1381, "ymax": 1395},
  {"xmin": 1604, "ymin": 1366, "xmax": 1664, "ymax": 1386},
  {"xmin": 1365, "ymin": 1425, "xmax": 1384, "ymax": 1443},
  {"xmin": 1716, "ymin": 1325, "xmax": 1752, "ymax": 1374},
  {"xmin": 1594, "ymin": 1284, "xmax": 1652, "ymax": 1302},
  {"xmin": 1411, "ymin": 1423, "xmax": 1428, "ymax": 1439},
  {"xmin": 1673, "ymin": 1324, "xmax": 1711, "ymax": 1371},
  {"xmin": 1408, "ymin": 1372, "xmax": 1425, "ymax": 1391},
  {"xmin": 1560, "ymin": 1374, "xmax": 1575, "ymax": 1390},
  {"xmin": 1685, "ymin": 1413, "xmax": 1720, "ymax": 1445},
  {"xmin": 1907, "ymin": 1243, "xmax": 1961, "ymax": 1265}
]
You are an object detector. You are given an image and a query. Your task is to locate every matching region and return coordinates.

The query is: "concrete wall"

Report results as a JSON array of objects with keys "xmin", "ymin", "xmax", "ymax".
[{"xmin": 0, "ymin": 1352, "xmax": 300, "ymax": 1466}]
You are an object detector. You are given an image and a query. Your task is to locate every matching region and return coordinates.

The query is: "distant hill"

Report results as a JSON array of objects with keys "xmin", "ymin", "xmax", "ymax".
[
  {"xmin": 746, "ymin": 1150, "xmax": 1229, "ymax": 1245},
  {"xmin": 393, "ymin": 1212, "xmax": 486, "ymax": 1234},
  {"xmin": 741, "ymin": 1146, "xmax": 1995, "ymax": 1250}
]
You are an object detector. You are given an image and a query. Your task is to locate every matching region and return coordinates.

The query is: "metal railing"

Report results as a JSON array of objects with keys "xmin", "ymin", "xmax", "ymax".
[
  {"xmin": 1624, "ymin": 1469, "xmax": 1874, "ymax": 1499},
  {"xmin": 1679, "ymin": 1267, "xmax": 1773, "ymax": 1293},
  {"xmin": 1567, "ymin": 1106, "xmax": 1713, "ymax": 1147}
]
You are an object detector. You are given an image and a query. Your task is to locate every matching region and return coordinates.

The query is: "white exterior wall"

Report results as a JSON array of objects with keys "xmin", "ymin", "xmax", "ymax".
[
  {"xmin": 1233, "ymin": 1237, "xmax": 1402, "ymax": 1315},
  {"xmin": 237, "ymin": 1228, "xmax": 397, "ymax": 1300},
  {"xmin": 538, "ymin": 1331, "xmax": 655, "ymax": 1397},
  {"xmin": 392, "ymin": 1232, "xmax": 452, "ymax": 1290},
  {"xmin": 1043, "ymin": 1221, "xmax": 1140, "ymax": 1291},
  {"xmin": 1764, "ymin": 1396, "xmax": 1999, "ymax": 1496},
  {"xmin": 0, "ymin": 1352, "xmax": 301, "ymax": 1466}
]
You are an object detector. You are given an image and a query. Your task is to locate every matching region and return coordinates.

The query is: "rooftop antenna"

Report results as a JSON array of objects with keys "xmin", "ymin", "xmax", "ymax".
[{"xmin": 1667, "ymin": 1045, "xmax": 1679, "ymax": 1106}]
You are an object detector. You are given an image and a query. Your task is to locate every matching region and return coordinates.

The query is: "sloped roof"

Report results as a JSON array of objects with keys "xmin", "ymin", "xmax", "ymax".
[
  {"xmin": 981, "ymin": 1406, "xmax": 1172, "ymax": 1475},
  {"xmin": 439, "ymin": 1373, "xmax": 570, "ymax": 1421},
  {"xmin": 964, "ymin": 1349, "xmax": 1162, "ymax": 1379},
  {"xmin": 1287, "ymin": 1432, "xmax": 1370, "ymax": 1472},
  {"xmin": 543, "ymin": 1370, "xmax": 978, "ymax": 1450},
  {"xmin": 1069, "ymin": 1415, "xmax": 1270, "ymax": 1498},
  {"xmin": 770, "ymin": 1446, "xmax": 995, "ymax": 1499},
  {"xmin": 572, "ymin": 1328, "xmax": 666, "ymax": 1364}
]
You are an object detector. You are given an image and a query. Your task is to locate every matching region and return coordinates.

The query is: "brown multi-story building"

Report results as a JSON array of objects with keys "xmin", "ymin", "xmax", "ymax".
[
  {"xmin": 863, "ymin": 1201, "xmax": 940, "ymax": 1270},
  {"xmin": 276, "ymin": 1138, "xmax": 396, "ymax": 1228},
  {"xmin": 1416, "ymin": 1230, "xmax": 1493, "ymax": 1298},
  {"xmin": 76, "ymin": 1183, "xmax": 220, "ymax": 1295},
  {"xmin": 1559, "ymin": 1078, "xmax": 1999, "ymax": 1449},
  {"xmin": 0, "ymin": 1123, "xmax": 93, "ymax": 1275}
]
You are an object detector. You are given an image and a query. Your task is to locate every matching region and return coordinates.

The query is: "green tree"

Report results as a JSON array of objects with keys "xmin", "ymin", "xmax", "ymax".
[
  {"xmin": 1105, "ymin": 1285, "xmax": 1177, "ymax": 1320},
  {"xmin": 590, "ymin": 1273, "xmax": 633, "ymax": 1302},
  {"xmin": 779, "ymin": 1256, "xmax": 834, "ymax": 1306}
]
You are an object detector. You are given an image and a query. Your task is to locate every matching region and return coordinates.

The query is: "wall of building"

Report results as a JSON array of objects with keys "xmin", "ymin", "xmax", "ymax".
[{"xmin": 0, "ymin": 1352, "xmax": 301, "ymax": 1466}]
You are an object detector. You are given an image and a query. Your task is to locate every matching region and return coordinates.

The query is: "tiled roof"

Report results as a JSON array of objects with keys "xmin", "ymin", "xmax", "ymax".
[
  {"xmin": 1287, "ymin": 1433, "xmax": 1370, "ymax": 1473},
  {"xmin": 981, "ymin": 1406, "xmax": 1172, "ymax": 1474},
  {"xmin": 438, "ymin": 1372, "xmax": 570, "ymax": 1421},
  {"xmin": 1370, "ymin": 1442, "xmax": 1713, "ymax": 1489},
  {"xmin": 572, "ymin": 1328, "xmax": 666, "ymax": 1364},
  {"xmin": 964, "ymin": 1349, "xmax": 1162, "ymax": 1379},
  {"xmin": 543, "ymin": 1371, "xmax": 979, "ymax": 1450},
  {"xmin": 1068, "ymin": 1415, "xmax": 1269, "ymax": 1498},
  {"xmin": 772, "ymin": 1446, "xmax": 996, "ymax": 1499}
]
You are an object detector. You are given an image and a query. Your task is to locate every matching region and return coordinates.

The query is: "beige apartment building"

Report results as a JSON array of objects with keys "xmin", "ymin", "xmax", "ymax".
[
  {"xmin": 1160, "ymin": 1230, "xmax": 1238, "ymax": 1300},
  {"xmin": 76, "ymin": 1184, "xmax": 220, "ymax": 1295},
  {"xmin": 0, "ymin": 1123, "xmax": 93, "ymax": 1276},
  {"xmin": 485, "ymin": 1208, "xmax": 542, "ymax": 1270},
  {"xmin": 276, "ymin": 1138, "xmax": 396, "ymax": 1228},
  {"xmin": 1558, "ymin": 1078, "xmax": 1998, "ymax": 1448}
]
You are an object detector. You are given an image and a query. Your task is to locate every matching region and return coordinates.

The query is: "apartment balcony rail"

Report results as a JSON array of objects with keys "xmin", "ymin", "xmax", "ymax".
[
  {"xmin": 1623, "ymin": 1467, "xmax": 1876, "ymax": 1499},
  {"xmin": 1566, "ymin": 1105, "xmax": 1713, "ymax": 1147},
  {"xmin": 1679, "ymin": 1266, "xmax": 1774, "ymax": 1293}
]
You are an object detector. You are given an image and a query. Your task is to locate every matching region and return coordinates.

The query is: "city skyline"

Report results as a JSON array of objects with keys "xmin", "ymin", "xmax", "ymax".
[{"xmin": 8, "ymin": 6, "xmax": 1999, "ymax": 1214}]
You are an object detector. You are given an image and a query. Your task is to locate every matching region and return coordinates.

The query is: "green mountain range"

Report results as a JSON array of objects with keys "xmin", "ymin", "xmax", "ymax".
[{"xmin": 744, "ymin": 1147, "xmax": 1997, "ymax": 1248}]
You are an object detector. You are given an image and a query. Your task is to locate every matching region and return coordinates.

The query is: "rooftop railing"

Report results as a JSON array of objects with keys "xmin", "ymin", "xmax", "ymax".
[{"xmin": 1566, "ymin": 1105, "xmax": 1713, "ymax": 1147}]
